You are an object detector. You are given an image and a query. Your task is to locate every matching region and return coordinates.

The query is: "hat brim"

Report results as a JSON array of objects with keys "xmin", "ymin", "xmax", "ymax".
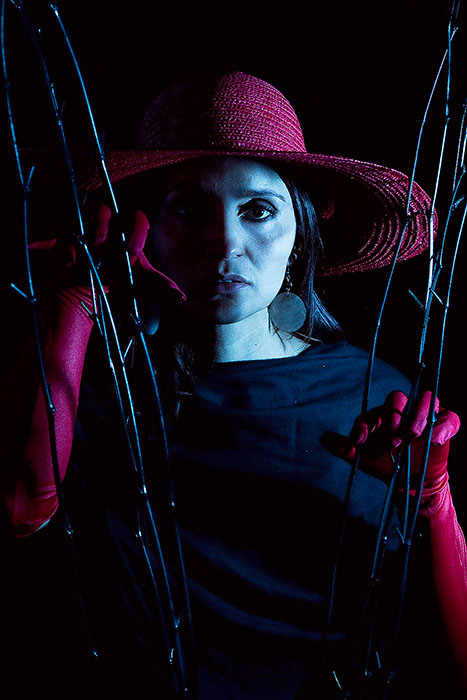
[{"xmin": 76, "ymin": 148, "xmax": 436, "ymax": 276}]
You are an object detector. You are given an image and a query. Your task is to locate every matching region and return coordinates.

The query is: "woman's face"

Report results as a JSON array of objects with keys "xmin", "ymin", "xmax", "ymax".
[{"xmin": 149, "ymin": 157, "xmax": 296, "ymax": 324}]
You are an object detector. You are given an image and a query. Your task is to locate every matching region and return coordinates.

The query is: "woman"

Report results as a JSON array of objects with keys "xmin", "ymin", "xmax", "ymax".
[{"xmin": 1, "ymin": 71, "xmax": 465, "ymax": 699}]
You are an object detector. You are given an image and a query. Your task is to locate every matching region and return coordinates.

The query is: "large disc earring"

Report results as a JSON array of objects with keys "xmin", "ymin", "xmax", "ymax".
[{"xmin": 269, "ymin": 264, "xmax": 307, "ymax": 333}]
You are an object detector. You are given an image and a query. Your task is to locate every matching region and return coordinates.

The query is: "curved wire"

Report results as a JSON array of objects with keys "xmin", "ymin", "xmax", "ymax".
[
  {"xmin": 324, "ymin": 3, "xmax": 466, "ymax": 693},
  {"xmin": 49, "ymin": 2, "xmax": 196, "ymax": 693},
  {"xmin": 1, "ymin": 0, "xmax": 98, "ymax": 659},
  {"xmin": 3, "ymin": 1, "xmax": 195, "ymax": 694},
  {"xmin": 363, "ymin": 7, "xmax": 465, "ymax": 694},
  {"xmin": 320, "ymin": 38, "xmax": 444, "ymax": 678}
]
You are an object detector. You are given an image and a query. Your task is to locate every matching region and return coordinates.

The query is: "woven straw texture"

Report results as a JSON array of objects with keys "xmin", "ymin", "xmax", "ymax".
[{"xmin": 78, "ymin": 71, "xmax": 435, "ymax": 276}]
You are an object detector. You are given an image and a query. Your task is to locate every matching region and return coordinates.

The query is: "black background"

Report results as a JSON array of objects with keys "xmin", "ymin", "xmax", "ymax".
[{"xmin": 1, "ymin": 0, "xmax": 466, "ymax": 521}]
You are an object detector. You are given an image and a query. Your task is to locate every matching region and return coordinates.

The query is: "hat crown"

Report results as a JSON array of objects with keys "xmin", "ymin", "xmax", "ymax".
[{"xmin": 137, "ymin": 71, "xmax": 307, "ymax": 152}]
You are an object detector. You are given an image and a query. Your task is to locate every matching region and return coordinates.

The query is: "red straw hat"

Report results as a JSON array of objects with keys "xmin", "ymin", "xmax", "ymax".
[{"xmin": 79, "ymin": 71, "xmax": 435, "ymax": 276}]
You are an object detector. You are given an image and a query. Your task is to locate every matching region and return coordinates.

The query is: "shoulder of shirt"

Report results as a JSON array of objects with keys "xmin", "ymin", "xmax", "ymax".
[{"xmin": 296, "ymin": 339, "xmax": 411, "ymax": 384}]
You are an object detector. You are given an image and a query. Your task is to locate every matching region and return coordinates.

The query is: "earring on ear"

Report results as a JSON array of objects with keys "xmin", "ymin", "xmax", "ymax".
[{"xmin": 269, "ymin": 261, "xmax": 307, "ymax": 333}]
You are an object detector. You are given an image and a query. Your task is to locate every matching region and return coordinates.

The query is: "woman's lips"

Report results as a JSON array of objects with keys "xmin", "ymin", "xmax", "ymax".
[
  {"xmin": 214, "ymin": 279, "xmax": 249, "ymax": 293},
  {"xmin": 193, "ymin": 273, "xmax": 251, "ymax": 296}
]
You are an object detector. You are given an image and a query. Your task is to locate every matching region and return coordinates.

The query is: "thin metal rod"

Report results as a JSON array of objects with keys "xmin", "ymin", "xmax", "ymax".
[
  {"xmin": 48, "ymin": 1, "xmax": 118, "ymax": 213},
  {"xmin": 321, "ymin": 35, "xmax": 449, "ymax": 680},
  {"xmin": 1, "ymin": 0, "xmax": 98, "ymax": 658},
  {"xmin": 363, "ymin": 32, "xmax": 456, "ymax": 416},
  {"xmin": 49, "ymin": 3, "xmax": 196, "ymax": 692},
  {"xmin": 327, "ymin": 41, "xmax": 459, "ymax": 680},
  {"xmin": 335, "ymin": 4, "xmax": 465, "ymax": 692},
  {"xmin": 381, "ymin": 197, "xmax": 467, "ymax": 697},
  {"xmin": 5, "ymin": 1, "xmax": 195, "ymax": 693}
]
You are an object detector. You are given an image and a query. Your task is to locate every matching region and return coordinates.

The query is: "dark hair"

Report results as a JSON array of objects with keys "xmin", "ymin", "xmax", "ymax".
[{"xmin": 273, "ymin": 167, "xmax": 342, "ymax": 342}]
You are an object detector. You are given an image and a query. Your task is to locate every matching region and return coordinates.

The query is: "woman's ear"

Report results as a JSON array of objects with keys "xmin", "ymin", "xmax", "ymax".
[{"xmin": 288, "ymin": 248, "xmax": 299, "ymax": 265}]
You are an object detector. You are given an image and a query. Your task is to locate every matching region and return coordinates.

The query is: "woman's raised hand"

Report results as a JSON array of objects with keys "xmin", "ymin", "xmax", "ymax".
[
  {"xmin": 323, "ymin": 390, "xmax": 461, "ymax": 496},
  {"xmin": 29, "ymin": 203, "xmax": 184, "ymax": 298}
]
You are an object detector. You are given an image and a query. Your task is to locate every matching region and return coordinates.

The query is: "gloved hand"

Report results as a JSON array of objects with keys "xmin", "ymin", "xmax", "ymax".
[
  {"xmin": 89, "ymin": 203, "xmax": 185, "ymax": 303},
  {"xmin": 322, "ymin": 389, "xmax": 461, "ymax": 503},
  {"xmin": 2, "ymin": 203, "xmax": 184, "ymax": 536},
  {"xmin": 322, "ymin": 389, "xmax": 467, "ymax": 684},
  {"xmin": 104, "ymin": 205, "xmax": 185, "ymax": 334},
  {"xmin": 29, "ymin": 203, "xmax": 185, "ymax": 309},
  {"xmin": 29, "ymin": 203, "xmax": 185, "ymax": 335}
]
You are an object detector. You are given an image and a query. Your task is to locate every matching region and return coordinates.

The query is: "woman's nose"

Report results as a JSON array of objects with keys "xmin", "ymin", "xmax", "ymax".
[{"xmin": 204, "ymin": 208, "xmax": 244, "ymax": 260}]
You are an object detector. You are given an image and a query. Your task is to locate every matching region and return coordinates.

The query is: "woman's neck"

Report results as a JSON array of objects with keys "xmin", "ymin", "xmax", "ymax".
[{"xmin": 210, "ymin": 309, "xmax": 308, "ymax": 363}]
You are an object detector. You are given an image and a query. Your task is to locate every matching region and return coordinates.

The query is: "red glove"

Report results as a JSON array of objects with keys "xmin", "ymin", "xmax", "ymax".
[
  {"xmin": 322, "ymin": 389, "xmax": 459, "ymax": 494},
  {"xmin": 2, "ymin": 286, "xmax": 96, "ymax": 536},
  {"xmin": 1, "ymin": 205, "xmax": 184, "ymax": 536},
  {"xmin": 323, "ymin": 390, "xmax": 467, "ymax": 685},
  {"xmin": 29, "ymin": 204, "xmax": 185, "ymax": 303},
  {"xmin": 96, "ymin": 204, "xmax": 185, "ymax": 300}
]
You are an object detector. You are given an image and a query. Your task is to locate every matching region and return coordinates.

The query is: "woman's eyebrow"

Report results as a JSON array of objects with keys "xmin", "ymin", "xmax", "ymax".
[
  {"xmin": 235, "ymin": 189, "xmax": 287, "ymax": 202},
  {"xmin": 162, "ymin": 184, "xmax": 288, "ymax": 203}
]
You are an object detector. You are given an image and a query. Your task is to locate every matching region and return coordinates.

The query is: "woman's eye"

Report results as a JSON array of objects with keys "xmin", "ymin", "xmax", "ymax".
[
  {"xmin": 240, "ymin": 200, "xmax": 276, "ymax": 222},
  {"xmin": 167, "ymin": 197, "xmax": 205, "ymax": 223}
]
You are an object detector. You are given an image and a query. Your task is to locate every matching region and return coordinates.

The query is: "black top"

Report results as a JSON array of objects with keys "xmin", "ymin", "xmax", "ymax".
[{"xmin": 2, "ymin": 341, "xmax": 461, "ymax": 699}]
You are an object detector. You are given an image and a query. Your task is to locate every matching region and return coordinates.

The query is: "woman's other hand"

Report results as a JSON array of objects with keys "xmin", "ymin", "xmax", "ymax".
[{"xmin": 322, "ymin": 390, "xmax": 461, "ymax": 497}]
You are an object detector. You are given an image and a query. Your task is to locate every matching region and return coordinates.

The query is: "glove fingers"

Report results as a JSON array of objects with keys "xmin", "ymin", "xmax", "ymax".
[
  {"xmin": 93, "ymin": 203, "xmax": 112, "ymax": 246},
  {"xmin": 350, "ymin": 411, "xmax": 379, "ymax": 444},
  {"xmin": 321, "ymin": 431, "xmax": 357, "ymax": 462},
  {"xmin": 28, "ymin": 239, "xmax": 58, "ymax": 250},
  {"xmin": 128, "ymin": 210, "xmax": 150, "ymax": 259},
  {"xmin": 405, "ymin": 390, "xmax": 438, "ymax": 438},
  {"xmin": 383, "ymin": 390, "xmax": 408, "ymax": 440},
  {"xmin": 350, "ymin": 391, "xmax": 407, "ymax": 448},
  {"xmin": 28, "ymin": 238, "xmax": 77, "ymax": 269},
  {"xmin": 431, "ymin": 408, "xmax": 461, "ymax": 445}
]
